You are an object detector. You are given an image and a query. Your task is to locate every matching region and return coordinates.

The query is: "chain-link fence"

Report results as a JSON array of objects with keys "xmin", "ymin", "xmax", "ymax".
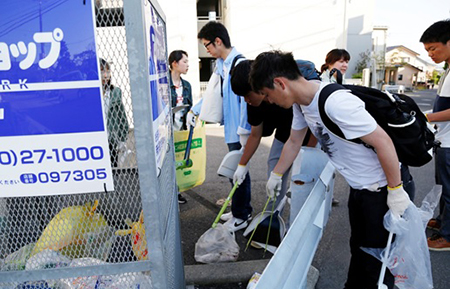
[{"xmin": 0, "ymin": 0, "xmax": 183, "ymax": 288}]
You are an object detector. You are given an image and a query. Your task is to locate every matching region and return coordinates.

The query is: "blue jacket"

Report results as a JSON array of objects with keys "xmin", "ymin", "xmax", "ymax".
[{"xmin": 192, "ymin": 47, "xmax": 251, "ymax": 143}]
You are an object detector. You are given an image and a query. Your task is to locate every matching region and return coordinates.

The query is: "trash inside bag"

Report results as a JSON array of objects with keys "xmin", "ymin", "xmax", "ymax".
[
  {"xmin": 25, "ymin": 249, "xmax": 71, "ymax": 271},
  {"xmin": 115, "ymin": 211, "xmax": 148, "ymax": 261},
  {"xmin": 1, "ymin": 243, "xmax": 35, "ymax": 271},
  {"xmin": 15, "ymin": 280, "xmax": 52, "ymax": 289},
  {"xmin": 195, "ymin": 223, "xmax": 239, "ymax": 263},
  {"xmin": 363, "ymin": 203, "xmax": 433, "ymax": 289},
  {"xmin": 32, "ymin": 200, "xmax": 112, "ymax": 260},
  {"xmin": 56, "ymin": 258, "xmax": 153, "ymax": 289}
]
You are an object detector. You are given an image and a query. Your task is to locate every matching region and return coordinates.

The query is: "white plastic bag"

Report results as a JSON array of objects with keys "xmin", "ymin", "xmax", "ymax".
[
  {"xmin": 199, "ymin": 72, "xmax": 223, "ymax": 123},
  {"xmin": 194, "ymin": 223, "xmax": 239, "ymax": 263},
  {"xmin": 363, "ymin": 203, "xmax": 433, "ymax": 289}
]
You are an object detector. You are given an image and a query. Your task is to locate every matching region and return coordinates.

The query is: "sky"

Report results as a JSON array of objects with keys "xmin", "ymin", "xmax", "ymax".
[{"xmin": 374, "ymin": 0, "xmax": 450, "ymax": 67}]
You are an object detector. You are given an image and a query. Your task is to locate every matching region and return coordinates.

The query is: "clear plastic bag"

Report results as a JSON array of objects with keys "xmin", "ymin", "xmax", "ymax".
[
  {"xmin": 194, "ymin": 223, "xmax": 239, "ymax": 263},
  {"xmin": 384, "ymin": 205, "xmax": 432, "ymax": 289},
  {"xmin": 1, "ymin": 243, "xmax": 35, "ymax": 271},
  {"xmin": 57, "ymin": 258, "xmax": 153, "ymax": 289},
  {"xmin": 363, "ymin": 199, "xmax": 436, "ymax": 288}
]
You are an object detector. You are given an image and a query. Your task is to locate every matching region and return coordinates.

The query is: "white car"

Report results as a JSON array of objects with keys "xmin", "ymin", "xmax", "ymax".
[{"xmin": 382, "ymin": 84, "xmax": 405, "ymax": 94}]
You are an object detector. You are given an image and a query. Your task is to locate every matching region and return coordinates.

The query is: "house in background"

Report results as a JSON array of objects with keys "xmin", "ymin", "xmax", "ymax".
[{"xmin": 384, "ymin": 45, "xmax": 436, "ymax": 89}]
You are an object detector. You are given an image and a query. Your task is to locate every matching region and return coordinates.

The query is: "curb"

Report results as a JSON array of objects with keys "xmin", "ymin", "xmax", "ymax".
[{"xmin": 185, "ymin": 260, "xmax": 319, "ymax": 288}]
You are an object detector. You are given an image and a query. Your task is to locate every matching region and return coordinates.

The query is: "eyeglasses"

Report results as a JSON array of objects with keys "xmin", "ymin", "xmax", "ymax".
[{"xmin": 204, "ymin": 40, "xmax": 214, "ymax": 48}]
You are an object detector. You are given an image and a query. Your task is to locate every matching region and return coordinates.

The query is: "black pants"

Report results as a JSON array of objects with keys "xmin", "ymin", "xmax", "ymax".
[{"xmin": 344, "ymin": 187, "xmax": 394, "ymax": 289}]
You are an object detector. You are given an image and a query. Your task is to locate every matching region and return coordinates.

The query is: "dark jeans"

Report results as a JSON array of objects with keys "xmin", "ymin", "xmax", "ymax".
[
  {"xmin": 435, "ymin": 147, "xmax": 450, "ymax": 241},
  {"xmin": 401, "ymin": 164, "xmax": 415, "ymax": 201},
  {"xmin": 227, "ymin": 142, "xmax": 252, "ymax": 220},
  {"xmin": 344, "ymin": 187, "xmax": 394, "ymax": 289}
]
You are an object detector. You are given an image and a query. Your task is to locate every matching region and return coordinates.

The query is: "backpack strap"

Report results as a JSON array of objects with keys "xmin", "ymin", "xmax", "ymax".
[
  {"xmin": 318, "ymin": 83, "xmax": 362, "ymax": 144},
  {"xmin": 329, "ymin": 68, "xmax": 343, "ymax": 85},
  {"xmin": 220, "ymin": 54, "xmax": 244, "ymax": 97},
  {"xmin": 230, "ymin": 54, "xmax": 244, "ymax": 76}
]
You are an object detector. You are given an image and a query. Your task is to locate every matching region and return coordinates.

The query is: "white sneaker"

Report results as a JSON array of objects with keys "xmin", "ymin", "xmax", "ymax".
[
  {"xmin": 220, "ymin": 211, "xmax": 233, "ymax": 222},
  {"xmin": 224, "ymin": 216, "xmax": 249, "ymax": 232}
]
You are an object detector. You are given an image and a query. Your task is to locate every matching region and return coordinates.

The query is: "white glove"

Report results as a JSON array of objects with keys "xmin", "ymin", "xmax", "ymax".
[
  {"xmin": 239, "ymin": 134, "xmax": 249, "ymax": 148},
  {"xmin": 233, "ymin": 164, "xmax": 249, "ymax": 185},
  {"xmin": 266, "ymin": 171, "xmax": 283, "ymax": 199},
  {"xmin": 187, "ymin": 110, "xmax": 197, "ymax": 128},
  {"xmin": 387, "ymin": 184, "xmax": 411, "ymax": 216}
]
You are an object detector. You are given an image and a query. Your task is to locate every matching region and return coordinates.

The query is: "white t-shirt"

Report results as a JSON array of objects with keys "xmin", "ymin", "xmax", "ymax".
[
  {"xmin": 292, "ymin": 82, "xmax": 387, "ymax": 189},
  {"xmin": 173, "ymin": 84, "xmax": 185, "ymax": 131},
  {"xmin": 434, "ymin": 69, "xmax": 450, "ymax": 147}
]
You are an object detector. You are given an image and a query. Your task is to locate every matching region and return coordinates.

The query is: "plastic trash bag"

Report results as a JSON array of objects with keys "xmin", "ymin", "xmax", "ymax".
[
  {"xmin": 32, "ymin": 200, "xmax": 112, "ymax": 260},
  {"xmin": 115, "ymin": 211, "xmax": 148, "ymax": 260},
  {"xmin": 418, "ymin": 185, "xmax": 442, "ymax": 228},
  {"xmin": 363, "ymin": 198, "xmax": 435, "ymax": 289},
  {"xmin": 1, "ymin": 243, "xmax": 35, "ymax": 271},
  {"xmin": 15, "ymin": 281, "xmax": 52, "ymax": 289},
  {"xmin": 194, "ymin": 223, "xmax": 239, "ymax": 263},
  {"xmin": 56, "ymin": 258, "xmax": 152, "ymax": 289},
  {"xmin": 25, "ymin": 249, "xmax": 71, "ymax": 271}
]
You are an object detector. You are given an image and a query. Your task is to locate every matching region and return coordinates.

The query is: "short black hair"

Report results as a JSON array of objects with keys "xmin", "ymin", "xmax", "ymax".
[
  {"xmin": 250, "ymin": 50, "xmax": 302, "ymax": 92},
  {"xmin": 168, "ymin": 50, "xmax": 188, "ymax": 69},
  {"xmin": 420, "ymin": 19, "xmax": 450, "ymax": 44},
  {"xmin": 197, "ymin": 21, "xmax": 231, "ymax": 48},
  {"xmin": 230, "ymin": 60, "xmax": 252, "ymax": 96}
]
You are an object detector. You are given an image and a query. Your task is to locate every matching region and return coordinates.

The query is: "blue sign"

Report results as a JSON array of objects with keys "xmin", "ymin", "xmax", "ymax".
[
  {"xmin": 0, "ymin": 0, "xmax": 114, "ymax": 197},
  {"xmin": 0, "ymin": 0, "xmax": 102, "ymax": 136}
]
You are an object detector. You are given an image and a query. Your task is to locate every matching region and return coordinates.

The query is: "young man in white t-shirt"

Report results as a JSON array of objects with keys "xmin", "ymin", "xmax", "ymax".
[
  {"xmin": 420, "ymin": 19, "xmax": 450, "ymax": 251},
  {"xmin": 249, "ymin": 51, "xmax": 411, "ymax": 289}
]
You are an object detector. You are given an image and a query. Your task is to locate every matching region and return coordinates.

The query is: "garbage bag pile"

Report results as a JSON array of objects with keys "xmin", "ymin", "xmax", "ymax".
[{"xmin": 0, "ymin": 201, "xmax": 152, "ymax": 289}]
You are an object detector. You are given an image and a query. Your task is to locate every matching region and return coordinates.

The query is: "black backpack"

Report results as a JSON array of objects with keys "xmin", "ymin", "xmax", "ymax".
[{"xmin": 318, "ymin": 83, "xmax": 435, "ymax": 167}]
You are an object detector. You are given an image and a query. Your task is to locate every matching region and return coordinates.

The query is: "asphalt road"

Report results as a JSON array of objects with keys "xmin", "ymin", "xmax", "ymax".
[{"xmin": 179, "ymin": 88, "xmax": 449, "ymax": 289}]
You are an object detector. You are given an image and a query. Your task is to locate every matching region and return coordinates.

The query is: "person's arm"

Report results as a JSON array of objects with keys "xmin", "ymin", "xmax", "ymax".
[
  {"xmin": 273, "ymin": 127, "xmax": 308, "ymax": 175},
  {"xmin": 239, "ymin": 124, "xmax": 263, "ymax": 166},
  {"xmin": 426, "ymin": 108, "xmax": 450, "ymax": 122},
  {"xmin": 360, "ymin": 125, "xmax": 401, "ymax": 187},
  {"xmin": 360, "ymin": 125, "xmax": 410, "ymax": 216},
  {"xmin": 237, "ymin": 96, "xmax": 252, "ymax": 135},
  {"xmin": 233, "ymin": 124, "xmax": 262, "ymax": 185},
  {"xmin": 266, "ymin": 127, "xmax": 307, "ymax": 198}
]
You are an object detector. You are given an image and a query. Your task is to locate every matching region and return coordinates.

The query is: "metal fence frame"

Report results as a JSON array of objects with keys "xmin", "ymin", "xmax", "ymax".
[{"xmin": 0, "ymin": 0, "xmax": 184, "ymax": 288}]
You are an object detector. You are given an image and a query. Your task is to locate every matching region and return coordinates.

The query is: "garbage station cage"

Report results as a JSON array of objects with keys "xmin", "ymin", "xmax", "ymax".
[{"xmin": 0, "ymin": 0, "xmax": 184, "ymax": 288}]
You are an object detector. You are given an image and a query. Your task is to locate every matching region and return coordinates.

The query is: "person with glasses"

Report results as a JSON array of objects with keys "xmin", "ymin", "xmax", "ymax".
[{"xmin": 189, "ymin": 21, "xmax": 252, "ymax": 232}]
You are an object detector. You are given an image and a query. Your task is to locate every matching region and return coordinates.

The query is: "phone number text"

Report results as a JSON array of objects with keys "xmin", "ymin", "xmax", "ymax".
[
  {"xmin": 0, "ymin": 146, "xmax": 105, "ymax": 166},
  {"xmin": 20, "ymin": 168, "xmax": 108, "ymax": 184}
]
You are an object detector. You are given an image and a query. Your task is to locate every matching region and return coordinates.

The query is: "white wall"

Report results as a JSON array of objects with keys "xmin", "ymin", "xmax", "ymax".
[
  {"xmin": 159, "ymin": 0, "xmax": 201, "ymax": 100},
  {"xmin": 159, "ymin": 0, "xmax": 375, "ymax": 98}
]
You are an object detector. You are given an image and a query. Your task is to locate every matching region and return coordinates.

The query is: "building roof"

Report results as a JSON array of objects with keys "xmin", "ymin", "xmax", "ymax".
[
  {"xmin": 386, "ymin": 45, "xmax": 420, "ymax": 56},
  {"xmin": 385, "ymin": 62, "xmax": 423, "ymax": 72}
]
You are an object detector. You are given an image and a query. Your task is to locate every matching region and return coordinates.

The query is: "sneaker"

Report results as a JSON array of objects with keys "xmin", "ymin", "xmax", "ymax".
[
  {"xmin": 427, "ymin": 218, "xmax": 441, "ymax": 231},
  {"xmin": 428, "ymin": 234, "xmax": 450, "ymax": 251},
  {"xmin": 224, "ymin": 215, "xmax": 252, "ymax": 232},
  {"xmin": 220, "ymin": 211, "xmax": 233, "ymax": 222},
  {"xmin": 178, "ymin": 194, "xmax": 187, "ymax": 204}
]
